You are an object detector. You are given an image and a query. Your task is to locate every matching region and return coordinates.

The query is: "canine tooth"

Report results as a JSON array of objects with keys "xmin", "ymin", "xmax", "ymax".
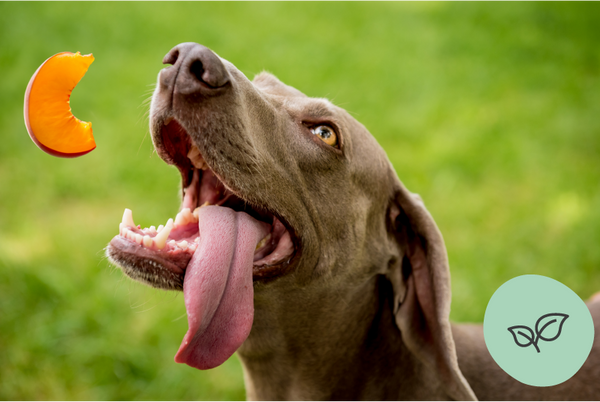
[
  {"xmin": 191, "ymin": 155, "xmax": 208, "ymax": 170},
  {"xmin": 143, "ymin": 235, "xmax": 153, "ymax": 248},
  {"xmin": 122, "ymin": 208, "xmax": 135, "ymax": 228},
  {"xmin": 187, "ymin": 146, "xmax": 208, "ymax": 170},
  {"xmin": 154, "ymin": 218, "xmax": 174, "ymax": 249},
  {"xmin": 190, "ymin": 158, "xmax": 205, "ymax": 170}
]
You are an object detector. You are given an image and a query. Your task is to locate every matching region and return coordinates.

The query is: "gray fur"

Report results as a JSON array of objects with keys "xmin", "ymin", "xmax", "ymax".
[{"xmin": 109, "ymin": 43, "xmax": 600, "ymax": 400}]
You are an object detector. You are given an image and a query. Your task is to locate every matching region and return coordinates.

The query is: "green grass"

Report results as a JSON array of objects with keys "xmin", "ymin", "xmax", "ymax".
[{"xmin": 1, "ymin": 2, "xmax": 599, "ymax": 400}]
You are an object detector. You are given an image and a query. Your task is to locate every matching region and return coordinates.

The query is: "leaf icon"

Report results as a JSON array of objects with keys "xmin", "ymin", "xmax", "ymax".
[
  {"xmin": 508, "ymin": 325, "xmax": 535, "ymax": 348},
  {"xmin": 535, "ymin": 313, "xmax": 569, "ymax": 342}
]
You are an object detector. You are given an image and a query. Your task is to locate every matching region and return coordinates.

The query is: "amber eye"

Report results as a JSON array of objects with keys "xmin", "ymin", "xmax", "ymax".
[{"xmin": 310, "ymin": 125, "xmax": 338, "ymax": 147}]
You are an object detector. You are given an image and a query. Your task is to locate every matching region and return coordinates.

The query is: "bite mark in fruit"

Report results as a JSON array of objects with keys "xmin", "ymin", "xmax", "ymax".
[{"xmin": 24, "ymin": 52, "xmax": 96, "ymax": 158}]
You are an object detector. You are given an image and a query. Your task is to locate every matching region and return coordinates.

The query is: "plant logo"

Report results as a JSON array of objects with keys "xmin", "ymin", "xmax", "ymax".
[
  {"xmin": 507, "ymin": 313, "xmax": 569, "ymax": 353},
  {"xmin": 484, "ymin": 275, "xmax": 594, "ymax": 387}
]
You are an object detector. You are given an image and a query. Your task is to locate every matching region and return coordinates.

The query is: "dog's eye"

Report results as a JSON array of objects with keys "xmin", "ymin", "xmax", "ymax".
[{"xmin": 311, "ymin": 125, "xmax": 338, "ymax": 147}]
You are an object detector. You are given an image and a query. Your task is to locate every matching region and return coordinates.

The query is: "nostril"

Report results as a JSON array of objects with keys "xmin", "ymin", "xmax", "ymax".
[
  {"xmin": 189, "ymin": 60, "xmax": 205, "ymax": 84},
  {"xmin": 188, "ymin": 57, "xmax": 228, "ymax": 89},
  {"xmin": 164, "ymin": 43, "xmax": 230, "ymax": 94},
  {"xmin": 163, "ymin": 49, "xmax": 179, "ymax": 65}
]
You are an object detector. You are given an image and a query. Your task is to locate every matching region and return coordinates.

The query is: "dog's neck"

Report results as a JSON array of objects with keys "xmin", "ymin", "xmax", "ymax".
[{"xmin": 237, "ymin": 275, "xmax": 444, "ymax": 400}]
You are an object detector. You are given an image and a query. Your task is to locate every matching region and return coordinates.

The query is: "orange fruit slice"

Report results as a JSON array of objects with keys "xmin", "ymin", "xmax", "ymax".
[{"xmin": 24, "ymin": 52, "xmax": 96, "ymax": 158}]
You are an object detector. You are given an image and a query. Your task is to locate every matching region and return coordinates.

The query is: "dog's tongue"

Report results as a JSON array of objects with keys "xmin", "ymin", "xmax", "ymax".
[{"xmin": 175, "ymin": 206, "xmax": 269, "ymax": 370}]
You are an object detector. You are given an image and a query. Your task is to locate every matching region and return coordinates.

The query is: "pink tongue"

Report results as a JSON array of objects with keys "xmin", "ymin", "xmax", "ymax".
[{"xmin": 175, "ymin": 206, "xmax": 269, "ymax": 370}]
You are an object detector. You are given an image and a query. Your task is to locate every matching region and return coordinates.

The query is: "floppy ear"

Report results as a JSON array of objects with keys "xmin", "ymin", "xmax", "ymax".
[{"xmin": 388, "ymin": 183, "xmax": 477, "ymax": 401}]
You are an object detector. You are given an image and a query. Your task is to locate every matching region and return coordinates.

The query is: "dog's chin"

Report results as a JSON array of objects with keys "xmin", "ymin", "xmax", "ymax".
[{"xmin": 106, "ymin": 116, "xmax": 299, "ymax": 291}]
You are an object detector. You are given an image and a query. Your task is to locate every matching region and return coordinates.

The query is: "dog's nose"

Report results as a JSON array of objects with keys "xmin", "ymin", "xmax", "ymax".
[{"xmin": 161, "ymin": 42, "xmax": 230, "ymax": 95}]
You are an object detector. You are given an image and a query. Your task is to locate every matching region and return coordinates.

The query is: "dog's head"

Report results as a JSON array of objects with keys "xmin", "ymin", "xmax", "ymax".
[{"xmin": 106, "ymin": 43, "xmax": 475, "ymax": 400}]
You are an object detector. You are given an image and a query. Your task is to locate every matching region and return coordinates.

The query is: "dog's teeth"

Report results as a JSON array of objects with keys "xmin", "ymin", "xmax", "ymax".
[
  {"xmin": 187, "ymin": 146, "xmax": 208, "ymax": 170},
  {"xmin": 154, "ymin": 218, "xmax": 174, "ymax": 250},
  {"xmin": 190, "ymin": 157, "xmax": 207, "ymax": 170},
  {"xmin": 134, "ymin": 233, "xmax": 143, "ymax": 245},
  {"xmin": 175, "ymin": 212, "xmax": 184, "ymax": 226},
  {"xmin": 175, "ymin": 208, "xmax": 193, "ymax": 226},
  {"xmin": 188, "ymin": 243, "xmax": 197, "ymax": 253},
  {"xmin": 164, "ymin": 116, "xmax": 173, "ymax": 126},
  {"xmin": 122, "ymin": 208, "xmax": 136, "ymax": 228},
  {"xmin": 157, "ymin": 224, "xmax": 164, "ymax": 232},
  {"xmin": 178, "ymin": 240, "xmax": 188, "ymax": 250},
  {"xmin": 149, "ymin": 225, "xmax": 156, "ymax": 232},
  {"xmin": 143, "ymin": 235, "xmax": 153, "ymax": 248}
]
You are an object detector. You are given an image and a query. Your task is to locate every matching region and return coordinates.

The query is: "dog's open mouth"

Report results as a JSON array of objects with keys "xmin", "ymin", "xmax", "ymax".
[
  {"xmin": 107, "ymin": 117, "xmax": 297, "ymax": 370},
  {"xmin": 109, "ymin": 118, "xmax": 296, "ymax": 289}
]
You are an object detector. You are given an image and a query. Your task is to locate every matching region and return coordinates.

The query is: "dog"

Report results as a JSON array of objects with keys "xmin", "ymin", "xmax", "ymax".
[{"xmin": 106, "ymin": 42, "xmax": 600, "ymax": 400}]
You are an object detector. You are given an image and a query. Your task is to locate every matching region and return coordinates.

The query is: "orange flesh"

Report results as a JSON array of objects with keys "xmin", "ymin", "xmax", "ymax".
[{"xmin": 26, "ymin": 52, "xmax": 95, "ymax": 154}]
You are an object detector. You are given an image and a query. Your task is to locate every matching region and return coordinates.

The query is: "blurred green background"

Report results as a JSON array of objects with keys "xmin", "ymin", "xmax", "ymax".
[{"xmin": 1, "ymin": 2, "xmax": 599, "ymax": 400}]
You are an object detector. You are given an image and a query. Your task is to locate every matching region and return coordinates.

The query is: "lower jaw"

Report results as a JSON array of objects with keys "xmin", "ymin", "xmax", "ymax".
[
  {"xmin": 107, "ymin": 236, "xmax": 186, "ymax": 291},
  {"xmin": 107, "ymin": 210, "xmax": 298, "ymax": 290},
  {"xmin": 107, "ymin": 235, "xmax": 298, "ymax": 291}
]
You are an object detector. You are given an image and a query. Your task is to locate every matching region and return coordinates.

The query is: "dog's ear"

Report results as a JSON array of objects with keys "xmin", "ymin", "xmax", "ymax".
[{"xmin": 387, "ymin": 184, "xmax": 477, "ymax": 401}]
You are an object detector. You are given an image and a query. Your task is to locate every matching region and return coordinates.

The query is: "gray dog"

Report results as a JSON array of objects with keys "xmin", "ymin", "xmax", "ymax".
[{"xmin": 107, "ymin": 43, "xmax": 600, "ymax": 400}]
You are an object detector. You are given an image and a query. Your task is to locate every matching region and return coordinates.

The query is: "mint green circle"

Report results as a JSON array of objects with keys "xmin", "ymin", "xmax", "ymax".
[{"xmin": 483, "ymin": 275, "xmax": 594, "ymax": 387}]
